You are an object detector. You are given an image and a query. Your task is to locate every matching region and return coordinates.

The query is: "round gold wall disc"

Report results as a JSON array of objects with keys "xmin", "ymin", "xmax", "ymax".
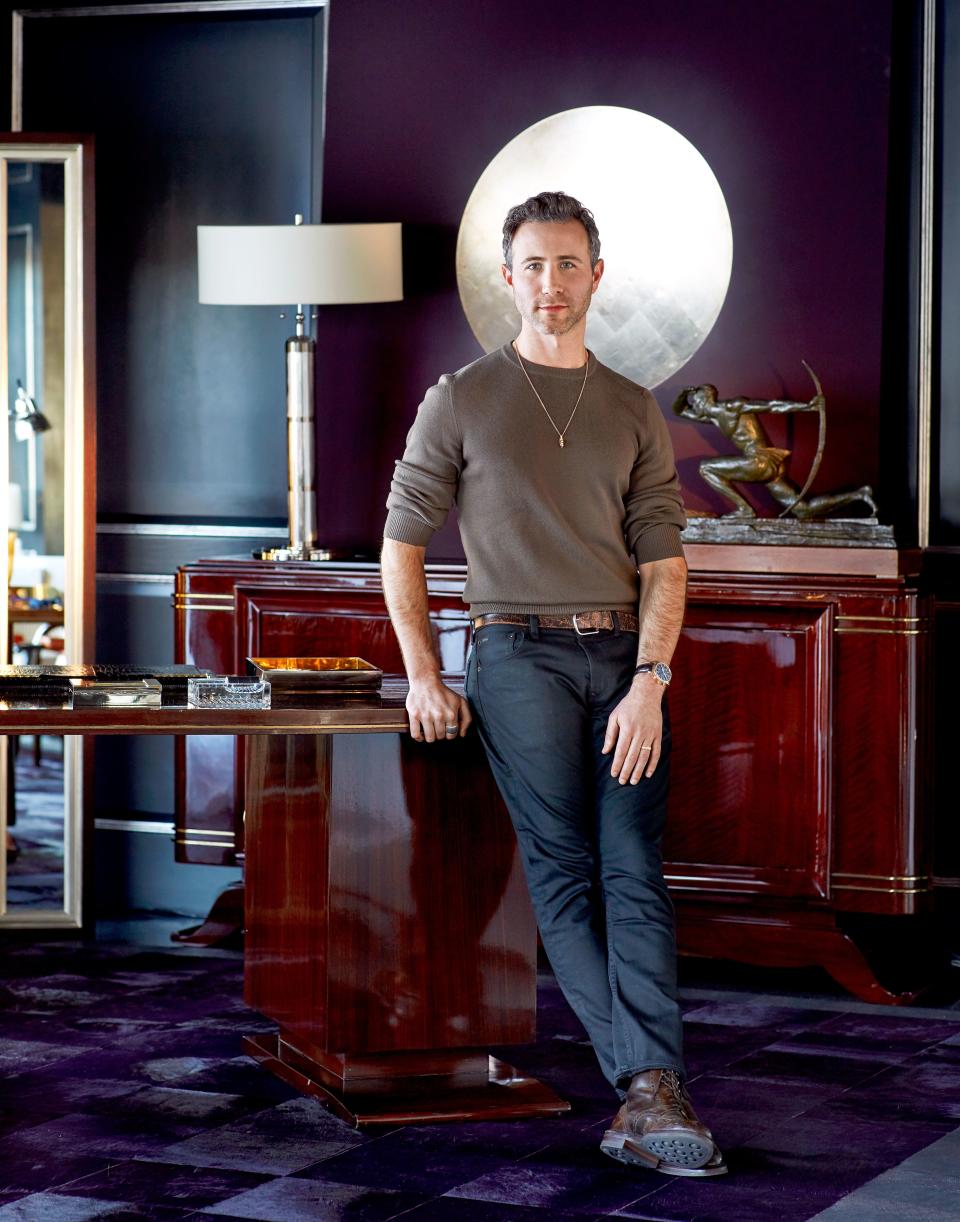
[{"xmin": 456, "ymin": 106, "xmax": 733, "ymax": 388}]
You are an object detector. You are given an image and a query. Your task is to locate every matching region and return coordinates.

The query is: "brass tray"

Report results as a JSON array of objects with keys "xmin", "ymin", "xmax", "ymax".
[{"xmin": 247, "ymin": 656, "xmax": 383, "ymax": 692}]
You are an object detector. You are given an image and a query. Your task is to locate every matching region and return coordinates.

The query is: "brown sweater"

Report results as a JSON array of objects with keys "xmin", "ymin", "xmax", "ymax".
[{"xmin": 384, "ymin": 343, "xmax": 686, "ymax": 617}]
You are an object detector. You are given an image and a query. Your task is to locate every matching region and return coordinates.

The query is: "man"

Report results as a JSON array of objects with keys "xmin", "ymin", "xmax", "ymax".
[{"xmin": 380, "ymin": 191, "xmax": 725, "ymax": 1178}]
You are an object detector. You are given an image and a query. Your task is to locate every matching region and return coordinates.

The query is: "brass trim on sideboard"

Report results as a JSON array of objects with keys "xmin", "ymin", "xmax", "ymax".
[
  {"xmin": 174, "ymin": 592, "xmax": 236, "ymax": 601},
  {"xmin": 831, "ymin": 883, "xmax": 930, "ymax": 894},
  {"xmin": 833, "ymin": 872, "xmax": 926, "ymax": 882},
  {"xmin": 172, "ymin": 596, "xmax": 236, "ymax": 612},
  {"xmin": 835, "ymin": 615, "xmax": 921, "ymax": 624}
]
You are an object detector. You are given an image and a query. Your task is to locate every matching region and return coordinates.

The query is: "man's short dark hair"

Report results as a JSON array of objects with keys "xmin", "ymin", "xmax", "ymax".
[{"xmin": 502, "ymin": 191, "xmax": 601, "ymax": 269}]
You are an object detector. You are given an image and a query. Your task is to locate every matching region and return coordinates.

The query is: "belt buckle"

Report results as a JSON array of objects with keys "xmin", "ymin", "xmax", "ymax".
[{"xmin": 573, "ymin": 612, "xmax": 600, "ymax": 636}]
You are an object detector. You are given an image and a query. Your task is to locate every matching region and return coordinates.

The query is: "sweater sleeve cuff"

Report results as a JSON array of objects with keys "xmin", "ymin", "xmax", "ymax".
[
  {"xmin": 632, "ymin": 523, "xmax": 685, "ymax": 566},
  {"xmin": 383, "ymin": 509, "xmax": 437, "ymax": 547}
]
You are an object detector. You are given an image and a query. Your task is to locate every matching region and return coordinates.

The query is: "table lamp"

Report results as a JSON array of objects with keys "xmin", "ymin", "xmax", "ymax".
[{"xmin": 197, "ymin": 216, "xmax": 403, "ymax": 560}]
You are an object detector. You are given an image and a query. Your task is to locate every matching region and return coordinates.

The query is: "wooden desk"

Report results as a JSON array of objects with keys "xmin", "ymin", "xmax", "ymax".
[{"xmin": 0, "ymin": 683, "xmax": 569, "ymax": 1127}]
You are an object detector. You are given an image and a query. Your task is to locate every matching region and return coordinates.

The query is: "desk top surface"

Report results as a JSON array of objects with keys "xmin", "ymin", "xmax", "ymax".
[{"xmin": 0, "ymin": 676, "xmax": 443, "ymax": 735}]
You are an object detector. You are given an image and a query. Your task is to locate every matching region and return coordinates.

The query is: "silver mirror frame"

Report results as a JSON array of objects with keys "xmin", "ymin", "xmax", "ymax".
[{"xmin": 0, "ymin": 136, "xmax": 95, "ymax": 928}]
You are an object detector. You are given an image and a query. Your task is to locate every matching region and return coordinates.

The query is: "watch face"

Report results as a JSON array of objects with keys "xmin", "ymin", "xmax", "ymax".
[{"xmin": 653, "ymin": 662, "xmax": 672, "ymax": 685}]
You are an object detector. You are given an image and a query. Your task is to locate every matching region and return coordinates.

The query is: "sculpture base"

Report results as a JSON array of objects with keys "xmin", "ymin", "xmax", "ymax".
[
  {"xmin": 242, "ymin": 1034, "xmax": 571, "ymax": 1128},
  {"xmin": 681, "ymin": 516, "xmax": 895, "ymax": 548}
]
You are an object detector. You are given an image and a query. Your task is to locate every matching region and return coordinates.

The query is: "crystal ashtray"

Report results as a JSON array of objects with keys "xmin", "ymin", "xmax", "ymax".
[
  {"xmin": 70, "ymin": 677, "xmax": 163, "ymax": 708},
  {"xmin": 187, "ymin": 675, "xmax": 271, "ymax": 709}
]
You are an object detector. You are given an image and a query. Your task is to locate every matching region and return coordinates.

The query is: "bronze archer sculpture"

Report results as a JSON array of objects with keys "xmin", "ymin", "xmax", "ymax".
[{"xmin": 671, "ymin": 364, "xmax": 876, "ymax": 520}]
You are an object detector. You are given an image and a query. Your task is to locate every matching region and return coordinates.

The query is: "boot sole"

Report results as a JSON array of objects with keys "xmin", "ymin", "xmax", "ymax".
[{"xmin": 600, "ymin": 1129, "xmax": 727, "ymax": 1177}]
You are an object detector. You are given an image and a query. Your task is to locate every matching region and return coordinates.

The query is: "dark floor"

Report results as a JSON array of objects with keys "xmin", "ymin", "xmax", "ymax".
[{"xmin": 1, "ymin": 930, "xmax": 960, "ymax": 1220}]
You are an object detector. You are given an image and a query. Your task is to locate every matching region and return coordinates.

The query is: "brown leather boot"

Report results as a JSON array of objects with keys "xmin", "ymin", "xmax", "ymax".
[{"xmin": 600, "ymin": 1069, "xmax": 727, "ymax": 1177}]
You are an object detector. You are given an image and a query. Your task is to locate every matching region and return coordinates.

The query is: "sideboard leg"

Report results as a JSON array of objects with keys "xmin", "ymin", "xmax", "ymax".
[
  {"xmin": 676, "ymin": 906, "xmax": 925, "ymax": 1005},
  {"xmin": 171, "ymin": 879, "xmax": 244, "ymax": 947},
  {"xmin": 815, "ymin": 926, "xmax": 921, "ymax": 1005}
]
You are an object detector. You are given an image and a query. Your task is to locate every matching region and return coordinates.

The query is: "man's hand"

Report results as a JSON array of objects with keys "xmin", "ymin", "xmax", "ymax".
[
  {"xmin": 381, "ymin": 539, "xmax": 471, "ymax": 743},
  {"xmin": 406, "ymin": 677, "xmax": 472, "ymax": 743},
  {"xmin": 602, "ymin": 679, "xmax": 664, "ymax": 783}
]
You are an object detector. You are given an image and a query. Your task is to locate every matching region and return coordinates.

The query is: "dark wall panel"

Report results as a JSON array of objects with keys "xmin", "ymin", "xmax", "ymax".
[
  {"xmin": 316, "ymin": 0, "xmax": 893, "ymax": 554},
  {"xmin": 22, "ymin": 10, "xmax": 321, "ymax": 522}
]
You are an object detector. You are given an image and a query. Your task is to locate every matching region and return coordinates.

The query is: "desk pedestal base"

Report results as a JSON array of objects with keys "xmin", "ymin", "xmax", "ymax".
[{"xmin": 242, "ymin": 1034, "xmax": 570, "ymax": 1128}]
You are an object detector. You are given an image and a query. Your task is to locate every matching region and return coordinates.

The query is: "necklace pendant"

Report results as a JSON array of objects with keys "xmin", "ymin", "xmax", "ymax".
[{"xmin": 559, "ymin": 436, "xmax": 565, "ymax": 448}]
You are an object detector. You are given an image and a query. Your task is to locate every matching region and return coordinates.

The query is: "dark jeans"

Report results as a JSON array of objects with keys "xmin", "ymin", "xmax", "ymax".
[{"xmin": 464, "ymin": 618, "xmax": 685, "ymax": 1093}]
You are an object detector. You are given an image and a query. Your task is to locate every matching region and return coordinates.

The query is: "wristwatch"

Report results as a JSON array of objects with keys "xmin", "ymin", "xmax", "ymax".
[{"xmin": 633, "ymin": 661, "xmax": 672, "ymax": 686}]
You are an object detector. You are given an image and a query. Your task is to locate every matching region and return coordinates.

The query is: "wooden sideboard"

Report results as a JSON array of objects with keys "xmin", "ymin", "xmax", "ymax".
[{"xmin": 174, "ymin": 547, "xmax": 946, "ymax": 1004}]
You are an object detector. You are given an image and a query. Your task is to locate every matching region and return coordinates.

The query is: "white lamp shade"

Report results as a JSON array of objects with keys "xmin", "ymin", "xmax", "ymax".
[
  {"xmin": 197, "ymin": 222, "xmax": 403, "ymax": 305},
  {"xmin": 7, "ymin": 484, "xmax": 23, "ymax": 531}
]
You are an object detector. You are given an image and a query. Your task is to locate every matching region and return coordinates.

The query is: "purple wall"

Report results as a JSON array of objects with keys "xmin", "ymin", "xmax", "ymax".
[{"xmin": 316, "ymin": 0, "xmax": 893, "ymax": 556}]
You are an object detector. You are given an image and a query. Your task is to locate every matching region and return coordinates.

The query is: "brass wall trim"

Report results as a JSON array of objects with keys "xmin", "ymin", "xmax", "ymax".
[
  {"xmin": 98, "ymin": 522, "xmax": 289, "ymax": 538},
  {"xmin": 96, "ymin": 573, "xmax": 176, "ymax": 586},
  {"xmin": 95, "ymin": 818, "xmax": 174, "ymax": 835},
  {"xmin": 175, "ymin": 837, "xmax": 239, "ymax": 849}
]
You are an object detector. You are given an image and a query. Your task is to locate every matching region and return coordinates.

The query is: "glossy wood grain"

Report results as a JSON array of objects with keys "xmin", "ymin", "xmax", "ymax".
[
  {"xmin": 241, "ymin": 727, "xmax": 568, "ymax": 1123},
  {"xmin": 0, "ymin": 690, "xmax": 414, "ymax": 734},
  {"xmin": 244, "ymin": 729, "xmax": 534, "ymax": 1054},
  {"xmin": 677, "ymin": 905, "xmax": 922, "ymax": 1005},
  {"xmin": 666, "ymin": 601, "xmax": 832, "ymax": 899},
  {"xmin": 243, "ymin": 1036, "xmax": 570, "ymax": 1127},
  {"xmin": 831, "ymin": 590, "xmax": 933, "ymax": 915}
]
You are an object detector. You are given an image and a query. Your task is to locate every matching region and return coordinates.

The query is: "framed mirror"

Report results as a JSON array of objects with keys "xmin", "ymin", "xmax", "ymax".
[{"xmin": 0, "ymin": 134, "xmax": 95, "ymax": 929}]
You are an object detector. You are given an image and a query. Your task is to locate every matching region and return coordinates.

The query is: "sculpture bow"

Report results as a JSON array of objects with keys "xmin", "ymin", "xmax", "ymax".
[{"xmin": 779, "ymin": 360, "xmax": 826, "ymax": 518}]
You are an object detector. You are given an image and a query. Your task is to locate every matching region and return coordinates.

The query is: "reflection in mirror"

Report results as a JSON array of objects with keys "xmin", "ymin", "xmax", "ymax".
[
  {"xmin": 1, "ymin": 137, "xmax": 91, "ymax": 929},
  {"xmin": 6, "ymin": 159, "xmax": 66, "ymax": 910}
]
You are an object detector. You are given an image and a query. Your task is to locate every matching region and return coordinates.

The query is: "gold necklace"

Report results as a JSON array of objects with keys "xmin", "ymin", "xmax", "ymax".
[{"xmin": 512, "ymin": 342, "xmax": 590, "ymax": 448}]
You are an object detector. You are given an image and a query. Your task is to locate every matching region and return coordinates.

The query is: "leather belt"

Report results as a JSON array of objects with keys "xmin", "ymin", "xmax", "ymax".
[{"xmin": 472, "ymin": 610, "xmax": 639, "ymax": 634}]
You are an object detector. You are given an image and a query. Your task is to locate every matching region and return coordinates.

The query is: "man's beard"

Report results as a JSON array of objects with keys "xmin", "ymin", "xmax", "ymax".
[{"xmin": 518, "ymin": 290, "xmax": 591, "ymax": 336}]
